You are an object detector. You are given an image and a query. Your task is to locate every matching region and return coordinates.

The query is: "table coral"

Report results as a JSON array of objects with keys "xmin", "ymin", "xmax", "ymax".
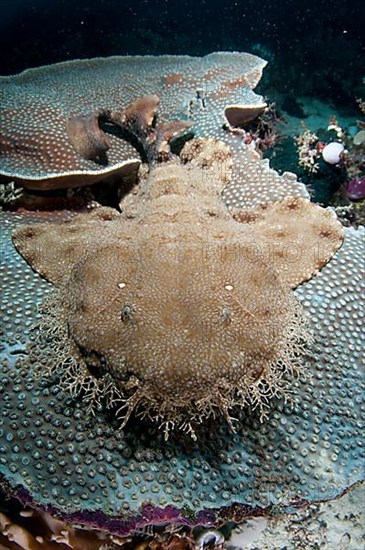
[
  {"xmin": 0, "ymin": 53, "xmax": 364, "ymax": 540},
  {"xmin": 0, "ymin": 52, "xmax": 266, "ymax": 190}
]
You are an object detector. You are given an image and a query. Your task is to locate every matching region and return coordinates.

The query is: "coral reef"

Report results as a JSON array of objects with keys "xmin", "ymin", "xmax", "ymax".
[
  {"xmin": 224, "ymin": 102, "xmax": 285, "ymax": 155},
  {"xmin": 1, "ymin": 206, "xmax": 363, "ymax": 535},
  {"xmin": 0, "ymin": 52, "xmax": 266, "ymax": 190},
  {"xmin": 0, "ymin": 54, "xmax": 364, "ymax": 541},
  {"xmin": 293, "ymin": 106, "xmax": 365, "ymax": 206},
  {"xmin": 12, "ymin": 127, "xmax": 343, "ymax": 439},
  {"xmin": 224, "ymin": 103, "xmax": 267, "ymax": 127},
  {"xmin": 345, "ymin": 175, "xmax": 365, "ymax": 200},
  {"xmin": 0, "ymin": 504, "xmax": 117, "ymax": 549},
  {"xmin": 295, "ymin": 129, "xmax": 321, "ymax": 174},
  {"xmin": 0, "ymin": 490, "xmax": 226, "ymax": 550}
]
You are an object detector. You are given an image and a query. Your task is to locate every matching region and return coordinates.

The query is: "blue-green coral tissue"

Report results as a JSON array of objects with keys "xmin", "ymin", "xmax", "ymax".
[{"xmin": 0, "ymin": 211, "xmax": 364, "ymax": 534}]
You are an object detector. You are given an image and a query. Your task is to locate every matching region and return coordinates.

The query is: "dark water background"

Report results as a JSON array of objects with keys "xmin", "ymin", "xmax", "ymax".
[{"xmin": 0, "ymin": 0, "xmax": 364, "ymax": 110}]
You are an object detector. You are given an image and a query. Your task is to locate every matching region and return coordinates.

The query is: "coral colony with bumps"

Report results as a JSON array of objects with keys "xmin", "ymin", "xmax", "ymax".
[
  {"xmin": 0, "ymin": 53, "xmax": 364, "ymax": 545},
  {"xmin": 294, "ymin": 105, "xmax": 365, "ymax": 209}
]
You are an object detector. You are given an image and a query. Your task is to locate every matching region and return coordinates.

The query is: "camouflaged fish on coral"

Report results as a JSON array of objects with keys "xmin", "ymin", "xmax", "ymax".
[
  {"xmin": 12, "ymin": 94, "xmax": 344, "ymax": 440},
  {"xmin": 0, "ymin": 52, "xmax": 363, "ymax": 538}
]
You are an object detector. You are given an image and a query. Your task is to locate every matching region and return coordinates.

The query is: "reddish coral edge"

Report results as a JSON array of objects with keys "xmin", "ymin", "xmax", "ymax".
[
  {"xmin": 2, "ymin": 475, "xmax": 361, "ymax": 537},
  {"xmin": 0, "ymin": 476, "xmax": 259, "ymax": 536}
]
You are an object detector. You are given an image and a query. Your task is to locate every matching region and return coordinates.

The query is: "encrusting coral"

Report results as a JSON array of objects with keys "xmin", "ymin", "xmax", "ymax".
[
  {"xmin": 12, "ymin": 98, "xmax": 344, "ymax": 440},
  {"xmin": 0, "ymin": 53, "xmax": 363, "ymax": 539}
]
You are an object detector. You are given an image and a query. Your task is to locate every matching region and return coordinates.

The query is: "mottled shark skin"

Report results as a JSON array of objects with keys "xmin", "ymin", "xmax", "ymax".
[{"xmin": 0, "ymin": 53, "xmax": 364, "ymax": 537}]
